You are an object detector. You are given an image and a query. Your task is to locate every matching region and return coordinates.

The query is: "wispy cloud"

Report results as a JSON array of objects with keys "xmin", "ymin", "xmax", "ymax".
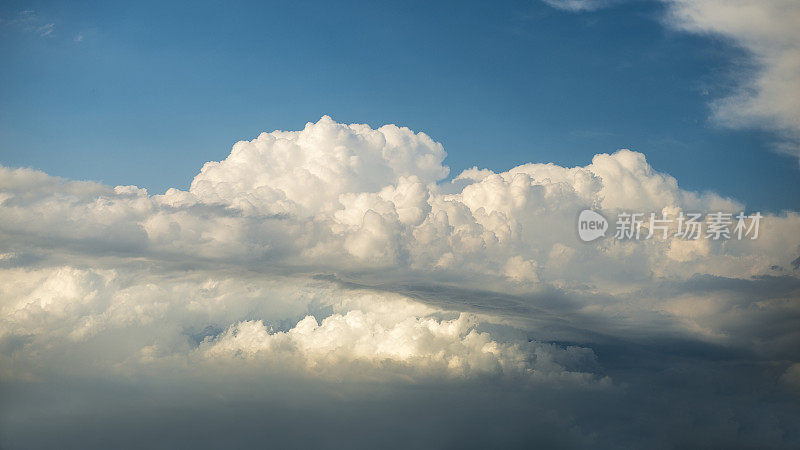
[
  {"xmin": 539, "ymin": 0, "xmax": 800, "ymax": 163},
  {"xmin": 34, "ymin": 22, "xmax": 54, "ymax": 37},
  {"xmin": 664, "ymin": 0, "xmax": 800, "ymax": 161},
  {"xmin": 540, "ymin": 0, "xmax": 619, "ymax": 12},
  {"xmin": 1, "ymin": 9, "xmax": 55, "ymax": 37}
]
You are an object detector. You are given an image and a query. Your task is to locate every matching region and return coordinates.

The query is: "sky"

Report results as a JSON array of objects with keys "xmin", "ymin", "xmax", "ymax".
[
  {"xmin": 2, "ymin": 1, "xmax": 800, "ymax": 449},
  {"xmin": 1, "ymin": 0, "xmax": 799, "ymax": 212}
]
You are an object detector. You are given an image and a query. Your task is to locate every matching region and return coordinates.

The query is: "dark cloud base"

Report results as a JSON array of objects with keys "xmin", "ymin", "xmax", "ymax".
[{"xmin": 3, "ymin": 338, "xmax": 799, "ymax": 449}]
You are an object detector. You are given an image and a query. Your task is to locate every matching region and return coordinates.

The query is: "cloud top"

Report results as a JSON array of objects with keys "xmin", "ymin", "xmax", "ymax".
[{"xmin": 190, "ymin": 115, "xmax": 448, "ymax": 216}]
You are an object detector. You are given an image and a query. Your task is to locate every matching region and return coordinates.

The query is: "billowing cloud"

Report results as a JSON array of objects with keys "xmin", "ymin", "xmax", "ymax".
[
  {"xmin": 2, "ymin": 117, "xmax": 799, "ymax": 447},
  {"xmin": 189, "ymin": 116, "xmax": 448, "ymax": 216}
]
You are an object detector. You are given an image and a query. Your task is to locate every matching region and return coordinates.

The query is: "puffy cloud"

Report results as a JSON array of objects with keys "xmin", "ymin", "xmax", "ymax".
[
  {"xmin": 0, "ymin": 264, "xmax": 606, "ymax": 389},
  {"xmin": 2, "ymin": 117, "xmax": 800, "ymax": 447},
  {"xmin": 189, "ymin": 115, "xmax": 448, "ymax": 216},
  {"xmin": 1, "ymin": 117, "xmax": 798, "ymax": 349},
  {"xmin": 202, "ymin": 311, "xmax": 604, "ymax": 384}
]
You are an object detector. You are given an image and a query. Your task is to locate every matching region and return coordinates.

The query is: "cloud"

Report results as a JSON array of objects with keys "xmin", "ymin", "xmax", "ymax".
[
  {"xmin": 540, "ymin": 0, "xmax": 800, "ymax": 160},
  {"xmin": 2, "ymin": 117, "xmax": 800, "ymax": 447},
  {"xmin": 1, "ymin": 10, "xmax": 55, "ymax": 38},
  {"xmin": 782, "ymin": 363, "xmax": 800, "ymax": 392},
  {"xmin": 0, "ymin": 264, "xmax": 605, "ymax": 387},
  {"xmin": 34, "ymin": 22, "xmax": 54, "ymax": 37},
  {"xmin": 189, "ymin": 115, "xmax": 448, "ymax": 216},
  {"xmin": 540, "ymin": 0, "xmax": 618, "ymax": 12},
  {"xmin": 201, "ymin": 311, "xmax": 605, "ymax": 384},
  {"xmin": 665, "ymin": 1, "xmax": 800, "ymax": 158},
  {"xmin": 2, "ymin": 117, "xmax": 798, "ymax": 346}
]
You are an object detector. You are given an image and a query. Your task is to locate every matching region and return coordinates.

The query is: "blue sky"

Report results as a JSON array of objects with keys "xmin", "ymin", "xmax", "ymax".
[{"xmin": 1, "ymin": 0, "xmax": 798, "ymax": 212}]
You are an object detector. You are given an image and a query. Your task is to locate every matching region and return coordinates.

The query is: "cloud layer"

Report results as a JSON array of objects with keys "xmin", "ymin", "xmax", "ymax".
[{"xmin": 2, "ymin": 117, "xmax": 799, "ymax": 448}]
